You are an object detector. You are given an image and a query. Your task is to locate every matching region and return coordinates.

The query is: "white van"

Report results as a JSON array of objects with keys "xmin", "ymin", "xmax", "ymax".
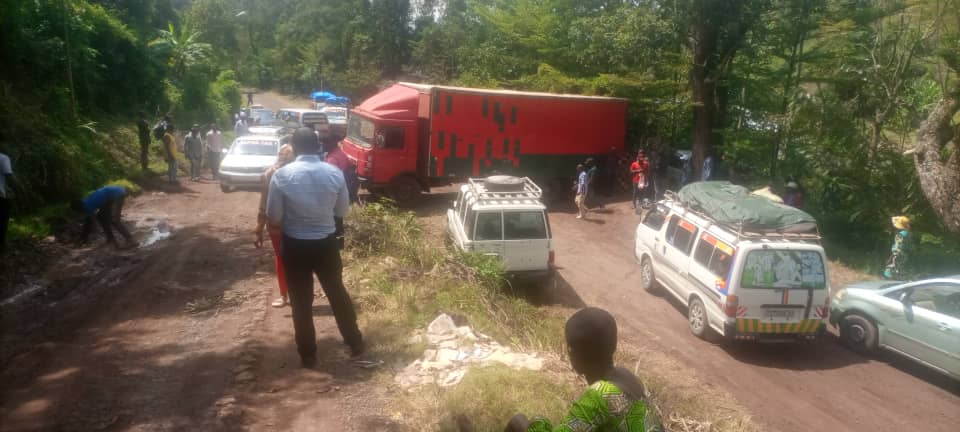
[
  {"xmin": 277, "ymin": 108, "xmax": 330, "ymax": 133},
  {"xmin": 634, "ymin": 198, "xmax": 830, "ymax": 342},
  {"xmin": 447, "ymin": 176, "xmax": 554, "ymax": 278}
]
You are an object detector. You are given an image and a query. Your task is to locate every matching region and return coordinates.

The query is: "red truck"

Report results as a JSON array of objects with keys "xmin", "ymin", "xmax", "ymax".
[{"xmin": 341, "ymin": 82, "xmax": 627, "ymax": 202}]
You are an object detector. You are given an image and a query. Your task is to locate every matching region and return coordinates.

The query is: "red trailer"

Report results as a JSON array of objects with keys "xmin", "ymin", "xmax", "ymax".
[{"xmin": 341, "ymin": 83, "xmax": 627, "ymax": 202}]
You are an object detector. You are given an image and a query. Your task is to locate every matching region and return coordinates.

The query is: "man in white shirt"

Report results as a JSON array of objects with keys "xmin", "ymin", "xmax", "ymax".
[
  {"xmin": 0, "ymin": 150, "xmax": 13, "ymax": 255},
  {"xmin": 266, "ymin": 128, "xmax": 362, "ymax": 367},
  {"xmin": 205, "ymin": 123, "xmax": 224, "ymax": 179}
]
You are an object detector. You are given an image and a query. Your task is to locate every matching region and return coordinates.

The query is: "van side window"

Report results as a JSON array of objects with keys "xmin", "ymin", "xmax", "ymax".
[
  {"xmin": 693, "ymin": 232, "xmax": 735, "ymax": 279},
  {"xmin": 503, "ymin": 212, "xmax": 547, "ymax": 240},
  {"xmin": 464, "ymin": 206, "xmax": 477, "ymax": 240},
  {"xmin": 475, "ymin": 212, "xmax": 502, "ymax": 241},
  {"xmin": 642, "ymin": 210, "xmax": 666, "ymax": 230},
  {"xmin": 666, "ymin": 217, "xmax": 697, "ymax": 255},
  {"xmin": 382, "ymin": 127, "xmax": 404, "ymax": 149},
  {"xmin": 693, "ymin": 236, "xmax": 714, "ymax": 267}
]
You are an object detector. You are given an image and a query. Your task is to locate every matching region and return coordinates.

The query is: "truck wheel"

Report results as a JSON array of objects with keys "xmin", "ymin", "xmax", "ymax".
[
  {"xmin": 389, "ymin": 176, "xmax": 421, "ymax": 205},
  {"xmin": 840, "ymin": 313, "xmax": 878, "ymax": 353},
  {"xmin": 640, "ymin": 257, "xmax": 657, "ymax": 293},
  {"xmin": 688, "ymin": 297, "xmax": 709, "ymax": 339}
]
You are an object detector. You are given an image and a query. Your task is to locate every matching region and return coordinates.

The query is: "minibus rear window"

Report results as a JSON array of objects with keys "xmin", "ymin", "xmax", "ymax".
[{"xmin": 740, "ymin": 250, "xmax": 826, "ymax": 289}]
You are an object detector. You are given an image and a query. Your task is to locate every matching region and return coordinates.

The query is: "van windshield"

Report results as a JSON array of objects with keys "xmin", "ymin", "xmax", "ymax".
[
  {"xmin": 347, "ymin": 115, "xmax": 375, "ymax": 148},
  {"xmin": 740, "ymin": 250, "xmax": 826, "ymax": 289}
]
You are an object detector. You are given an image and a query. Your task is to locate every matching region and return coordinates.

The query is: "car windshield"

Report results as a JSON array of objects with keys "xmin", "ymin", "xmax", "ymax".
[
  {"xmin": 740, "ymin": 249, "xmax": 827, "ymax": 289},
  {"xmin": 231, "ymin": 140, "xmax": 278, "ymax": 156},
  {"xmin": 347, "ymin": 115, "xmax": 375, "ymax": 148}
]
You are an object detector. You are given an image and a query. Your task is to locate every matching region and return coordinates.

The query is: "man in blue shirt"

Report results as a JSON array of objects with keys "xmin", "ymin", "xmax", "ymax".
[
  {"xmin": 71, "ymin": 185, "xmax": 135, "ymax": 249},
  {"xmin": 266, "ymin": 128, "xmax": 363, "ymax": 367}
]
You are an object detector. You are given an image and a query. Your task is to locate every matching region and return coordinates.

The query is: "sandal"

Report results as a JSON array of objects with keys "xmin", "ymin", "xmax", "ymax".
[{"xmin": 271, "ymin": 297, "xmax": 287, "ymax": 308}]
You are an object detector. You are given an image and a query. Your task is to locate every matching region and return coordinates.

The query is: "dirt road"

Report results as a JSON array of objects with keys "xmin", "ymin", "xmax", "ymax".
[
  {"xmin": 548, "ymin": 199, "xmax": 960, "ymax": 432},
  {"xmin": 0, "ymin": 91, "xmax": 395, "ymax": 431}
]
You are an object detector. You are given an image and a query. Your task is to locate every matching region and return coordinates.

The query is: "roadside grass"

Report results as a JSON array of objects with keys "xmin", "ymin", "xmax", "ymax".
[{"xmin": 345, "ymin": 202, "xmax": 763, "ymax": 431}]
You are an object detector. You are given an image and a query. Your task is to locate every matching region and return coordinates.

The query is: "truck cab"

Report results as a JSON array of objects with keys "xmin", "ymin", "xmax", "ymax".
[{"xmin": 341, "ymin": 85, "xmax": 422, "ymax": 201}]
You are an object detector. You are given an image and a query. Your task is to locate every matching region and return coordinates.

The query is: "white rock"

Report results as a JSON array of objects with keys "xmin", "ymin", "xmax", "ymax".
[
  {"xmin": 427, "ymin": 314, "xmax": 457, "ymax": 337},
  {"xmin": 435, "ymin": 348, "xmax": 461, "ymax": 364}
]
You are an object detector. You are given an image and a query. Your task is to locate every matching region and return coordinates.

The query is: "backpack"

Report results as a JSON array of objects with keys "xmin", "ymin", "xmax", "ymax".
[{"xmin": 152, "ymin": 121, "xmax": 166, "ymax": 141}]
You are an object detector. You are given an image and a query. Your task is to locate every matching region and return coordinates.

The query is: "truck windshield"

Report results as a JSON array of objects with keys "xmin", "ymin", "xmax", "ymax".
[
  {"xmin": 347, "ymin": 115, "xmax": 375, "ymax": 148},
  {"xmin": 740, "ymin": 250, "xmax": 826, "ymax": 289}
]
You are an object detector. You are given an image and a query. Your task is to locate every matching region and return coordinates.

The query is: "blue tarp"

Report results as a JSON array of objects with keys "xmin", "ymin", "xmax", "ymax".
[{"xmin": 311, "ymin": 91, "xmax": 336, "ymax": 101}]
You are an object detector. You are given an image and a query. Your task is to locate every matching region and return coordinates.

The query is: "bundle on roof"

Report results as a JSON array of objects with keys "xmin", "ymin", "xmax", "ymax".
[{"xmin": 676, "ymin": 181, "xmax": 817, "ymax": 233}]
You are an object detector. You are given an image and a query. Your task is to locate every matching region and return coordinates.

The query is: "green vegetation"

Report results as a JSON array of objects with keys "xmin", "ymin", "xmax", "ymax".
[
  {"xmin": 0, "ymin": 0, "xmax": 241, "ymax": 244},
  {"xmin": 182, "ymin": 0, "xmax": 960, "ymax": 277}
]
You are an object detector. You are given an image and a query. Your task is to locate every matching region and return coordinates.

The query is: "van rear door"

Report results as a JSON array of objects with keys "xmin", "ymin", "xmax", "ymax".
[
  {"xmin": 501, "ymin": 210, "xmax": 550, "ymax": 272},
  {"xmin": 731, "ymin": 246, "xmax": 830, "ymax": 334}
]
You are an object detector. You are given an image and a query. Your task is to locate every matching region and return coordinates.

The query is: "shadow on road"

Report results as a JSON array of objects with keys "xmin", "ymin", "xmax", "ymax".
[{"xmin": 510, "ymin": 272, "xmax": 587, "ymax": 309}]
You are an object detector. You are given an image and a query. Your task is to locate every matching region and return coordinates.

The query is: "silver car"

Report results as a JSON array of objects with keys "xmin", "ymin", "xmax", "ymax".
[
  {"xmin": 218, "ymin": 135, "xmax": 280, "ymax": 192},
  {"xmin": 830, "ymin": 276, "xmax": 960, "ymax": 380}
]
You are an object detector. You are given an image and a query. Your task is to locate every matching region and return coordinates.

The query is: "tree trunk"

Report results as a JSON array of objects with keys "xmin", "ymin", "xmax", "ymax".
[
  {"xmin": 691, "ymin": 11, "xmax": 718, "ymax": 181},
  {"xmin": 913, "ymin": 95, "xmax": 960, "ymax": 234}
]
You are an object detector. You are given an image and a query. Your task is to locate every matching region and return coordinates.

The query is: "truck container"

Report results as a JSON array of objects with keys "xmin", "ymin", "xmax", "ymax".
[{"xmin": 341, "ymin": 82, "xmax": 627, "ymax": 202}]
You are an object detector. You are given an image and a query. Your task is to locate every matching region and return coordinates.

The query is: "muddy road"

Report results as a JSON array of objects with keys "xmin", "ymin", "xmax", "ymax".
[{"xmin": 545, "ymin": 199, "xmax": 960, "ymax": 432}]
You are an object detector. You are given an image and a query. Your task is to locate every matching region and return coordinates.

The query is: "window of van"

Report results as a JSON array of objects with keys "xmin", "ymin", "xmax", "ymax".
[
  {"xmin": 503, "ymin": 212, "xmax": 547, "ymax": 240},
  {"xmin": 740, "ymin": 250, "xmax": 826, "ymax": 289},
  {"xmin": 665, "ymin": 215, "xmax": 697, "ymax": 255},
  {"xmin": 693, "ymin": 233, "xmax": 734, "ymax": 280},
  {"xmin": 642, "ymin": 210, "xmax": 666, "ymax": 230},
  {"xmin": 464, "ymin": 207, "xmax": 477, "ymax": 240},
  {"xmin": 475, "ymin": 212, "xmax": 502, "ymax": 241}
]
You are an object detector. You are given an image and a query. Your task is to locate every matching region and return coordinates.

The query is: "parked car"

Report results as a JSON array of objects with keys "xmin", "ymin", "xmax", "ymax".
[
  {"xmin": 218, "ymin": 135, "xmax": 281, "ymax": 192},
  {"xmin": 635, "ymin": 185, "xmax": 830, "ymax": 342},
  {"xmin": 830, "ymin": 276, "xmax": 960, "ymax": 380},
  {"xmin": 319, "ymin": 106, "xmax": 348, "ymax": 137},
  {"xmin": 446, "ymin": 176, "xmax": 554, "ymax": 278}
]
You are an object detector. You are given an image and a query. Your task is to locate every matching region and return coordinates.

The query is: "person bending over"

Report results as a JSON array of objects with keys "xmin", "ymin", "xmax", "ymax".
[
  {"xmin": 71, "ymin": 185, "xmax": 135, "ymax": 249},
  {"xmin": 505, "ymin": 307, "xmax": 661, "ymax": 432}
]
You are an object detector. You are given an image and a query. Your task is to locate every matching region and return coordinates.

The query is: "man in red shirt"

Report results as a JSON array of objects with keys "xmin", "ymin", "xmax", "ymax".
[
  {"xmin": 629, "ymin": 150, "xmax": 649, "ymax": 209},
  {"xmin": 323, "ymin": 137, "xmax": 359, "ymax": 203}
]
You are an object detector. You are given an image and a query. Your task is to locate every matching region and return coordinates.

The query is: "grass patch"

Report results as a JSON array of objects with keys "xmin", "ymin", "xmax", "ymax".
[{"xmin": 345, "ymin": 203, "xmax": 761, "ymax": 431}]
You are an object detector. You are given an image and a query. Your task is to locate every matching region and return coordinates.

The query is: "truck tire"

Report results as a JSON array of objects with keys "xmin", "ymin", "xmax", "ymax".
[
  {"xmin": 484, "ymin": 175, "xmax": 525, "ymax": 191},
  {"xmin": 389, "ymin": 176, "xmax": 422, "ymax": 205}
]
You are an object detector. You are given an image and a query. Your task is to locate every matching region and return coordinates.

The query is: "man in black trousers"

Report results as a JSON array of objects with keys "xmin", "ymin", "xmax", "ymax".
[{"xmin": 266, "ymin": 128, "xmax": 363, "ymax": 367}]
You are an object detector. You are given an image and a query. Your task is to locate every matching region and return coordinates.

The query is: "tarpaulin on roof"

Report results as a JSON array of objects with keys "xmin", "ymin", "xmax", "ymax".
[{"xmin": 677, "ymin": 181, "xmax": 817, "ymax": 233}]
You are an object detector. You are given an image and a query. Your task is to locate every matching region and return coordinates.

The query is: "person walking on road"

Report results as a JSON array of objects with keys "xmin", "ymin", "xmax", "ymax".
[
  {"xmin": 185, "ymin": 124, "xmax": 204, "ymax": 182},
  {"xmin": 256, "ymin": 144, "xmax": 295, "ymax": 308},
  {"xmin": 575, "ymin": 164, "xmax": 588, "ymax": 220},
  {"xmin": 71, "ymin": 185, "xmax": 135, "ymax": 249},
  {"xmin": 503, "ymin": 307, "xmax": 661, "ymax": 432},
  {"xmin": 584, "ymin": 157, "xmax": 601, "ymax": 209},
  {"xmin": 206, "ymin": 123, "xmax": 223, "ymax": 179},
  {"xmin": 234, "ymin": 113, "xmax": 249, "ymax": 137},
  {"xmin": 0, "ymin": 149, "xmax": 14, "ymax": 256},
  {"xmin": 630, "ymin": 150, "xmax": 650, "ymax": 209},
  {"xmin": 137, "ymin": 112, "xmax": 151, "ymax": 172},
  {"xmin": 162, "ymin": 123, "xmax": 178, "ymax": 184},
  {"xmin": 266, "ymin": 127, "xmax": 364, "ymax": 367}
]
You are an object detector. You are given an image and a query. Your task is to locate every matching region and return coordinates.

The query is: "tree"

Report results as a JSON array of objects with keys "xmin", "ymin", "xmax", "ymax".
[{"xmin": 149, "ymin": 22, "xmax": 213, "ymax": 79}]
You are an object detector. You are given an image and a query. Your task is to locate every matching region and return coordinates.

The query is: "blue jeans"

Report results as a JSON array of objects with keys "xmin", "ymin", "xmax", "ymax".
[{"xmin": 167, "ymin": 159, "xmax": 178, "ymax": 182}]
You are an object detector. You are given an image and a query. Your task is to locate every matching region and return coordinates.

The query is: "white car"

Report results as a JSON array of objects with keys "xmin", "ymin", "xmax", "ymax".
[
  {"xmin": 446, "ymin": 176, "xmax": 554, "ymax": 279},
  {"xmin": 218, "ymin": 135, "xmax": 280, "ymax": 192}
]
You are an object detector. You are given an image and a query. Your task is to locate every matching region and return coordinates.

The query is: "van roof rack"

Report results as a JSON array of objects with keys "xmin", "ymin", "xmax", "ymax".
[
  {"xmin": 660, "ymin": 190, "xmax": 822, "ymax": 243},
  {"xmin": 466, "ymin": 177, "xmax": 543, "ymax": 203}
]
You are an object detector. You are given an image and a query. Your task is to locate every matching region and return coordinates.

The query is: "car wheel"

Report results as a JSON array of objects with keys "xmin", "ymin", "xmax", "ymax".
[
  {"xmin": 688, "ymin": 297, "xmax": 709, "ymax": 339},
  {"xmin": 840, "ymin": 313, "xmax": 878, "ymax": 353},
  {"xmin": 640, "ymin": 257, "xmax": 657, "ymax": 293},
  {"xmin": 220, "ymin": 184, "xmax": 232, "ymax": 193}
]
